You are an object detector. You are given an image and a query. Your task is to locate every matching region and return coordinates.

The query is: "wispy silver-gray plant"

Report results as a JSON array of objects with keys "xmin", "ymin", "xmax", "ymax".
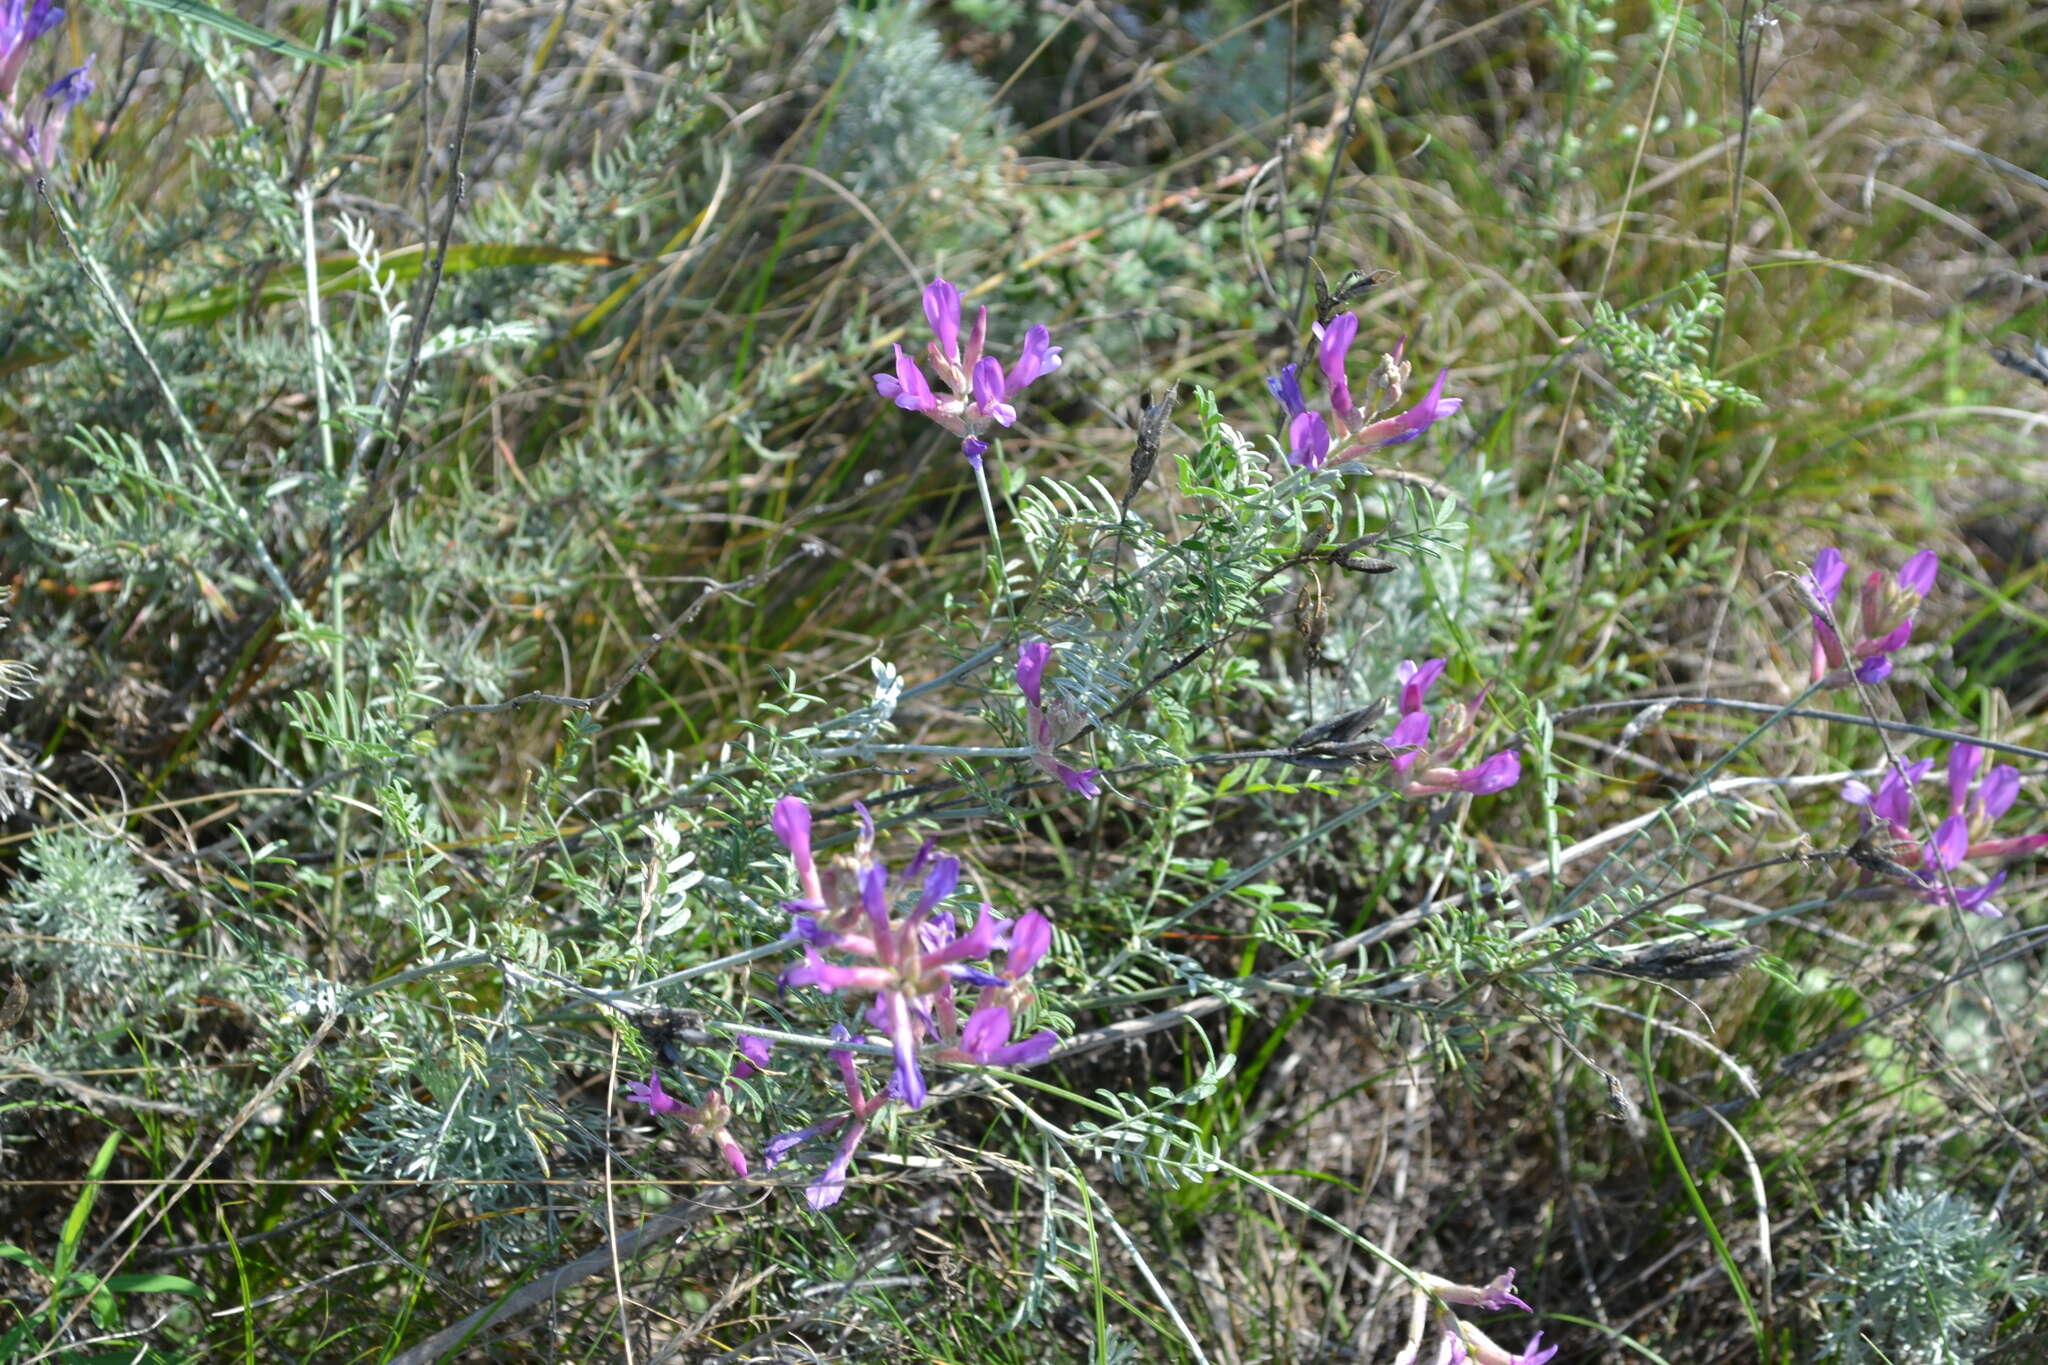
[
  {"xmin": 0, "ymin": 827, "xmax": 172, "ymax": 1004},
  {"xmin": 1816, "ymin": 1185, "xmax": 2045, "ymax": 1364}
]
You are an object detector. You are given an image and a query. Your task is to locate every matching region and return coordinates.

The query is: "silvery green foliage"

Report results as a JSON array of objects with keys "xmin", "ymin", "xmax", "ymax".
[
  {"xmin": 1816, "ymin": 1186, "xmax": 2045, "ymax": 1364},
  {"xmin": 0, "ymin": 578, "xmax": 36, "ymax": 818},
  {"xmin": 821, "ymin": 5, "xmax": 1015, "ymax": 206},
  {"xmin": 345, "ymin": 1030, "xmax": 572, "ymax": 1266},
  {"xmin": 0, "ymin": 828, "xmax": 172, "ymax": 1002},
  {"xmin": 1289, "ymin": 456, "xmax": 1530, "ymax": 730}
]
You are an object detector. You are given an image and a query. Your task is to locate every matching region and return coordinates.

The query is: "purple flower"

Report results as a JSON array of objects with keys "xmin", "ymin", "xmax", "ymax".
[
  {"xmin": 1005, "ymin": 910, "xmax": 1052, "ymax": 977},
  {"xmin": 1, "ymin": 8, "xmax": 92, "ymax": 177},
  {"xmin": 1841, "ymin": 747, "xmax": 2043, "ymax": 917},
  {"xmin": 1397, "ymin": 657, "xmax": 1448, "ymax": 714},
  {"xmin": 1388, "ymin": 709, "xmax": 1432, "ymax": 776},
  {"xmin": 1439, "ymin": 1325, "xmax": 1557, "ymax": 1365},
  {"xmin": 1264, "ymin": 317, "xmax": 1461, "ymax": 472},
  {"xmin": 1267, "ymin": 363, "xmax": 1308, "ymax": 418},
  {"xmin": 1017, "ymin": 639, "xmax": 1100, "ymax": 800},
  {"xmin": 1418, "ymin": 1267, "xmax": 1530, "ymax": 1313},
  {"xmin": 1288, "ymin": 410, "xmax": 1333, "ymax": 469},
  {"xmin": 623, "ymin": 1071, "xmax": 686, "ymax": 1119},
  {"xmin": 732, "ymin": 1033, "xmax": 773, "ymax": 1080},
  {"xmin": 1316, "ymin": 311, "xmax": 1359, "ymax": 420},
  {"xmin": 772, "ymin": 795, "xmax": 823, "ymax": 909},
  {"xmin": 1006, "ymin": 325, "xmax": 1061, "ymax": 395},
  {"xmin": 951, "ymin": 1002, "xmax": 1058, "ymax": 1066},
  {"xmin": 0, "ymin": 0, "xmax": 64, "ymax": 100},
  {"xmin": 767, "ymin": 1026, "xmax": 889, "ymax": 1210},
  {"xmin": 873, "ymin": 344, "xmax": 938, "ymax": 414},
  {"xmin": 923, "ymin": 277, "xmax": 961, "ymax": 362},
  {"xmin": 1385, "ymin": 658, "xmax": 1519, "ymax": 799},
  {"xmin": 972, "ymin": 356, "xmax": 1017, "ymax": 428},
  {"xmin": 768, "ymin": 813, "xmax": 1062, "ymax": 1207},
  {"xmin": 1445, "ymin": 749, "xmax": 1521, "ymax": 795},
  {"xmin": 1801, "ymin": 546, "xmax": 1938, "ymax": 686},
  {"xmin": 1361, "ymin": 369, "xmax": 1463, "ymax": 447},
  {"xmin": 673, "ymin": 1088, "xmax": 750, "ymax": 1179},
  {"xmin": 1016, "ymin": 639, "xmax": 1052, "ymax": 712},
  {"xmin": 870, "ymin": 275, "xmax": 1061, "ymax": 463}
]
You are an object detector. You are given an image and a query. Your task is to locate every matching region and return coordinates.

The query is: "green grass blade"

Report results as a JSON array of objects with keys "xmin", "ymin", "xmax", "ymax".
[
  {"xmin": 142, "ymin": 243, "xmax": 629, "ymax": 330},
  {"xmin": 50, "ymin": 1130, "xmax": 123, "ymax": 1305},
  {"xmin": 113, "ymin": 0, "xmax": 344, "ymax": 67},
  {"xmin": 1642, "ymin": 1009, "xmax": 1764, "ymax": 1352}
]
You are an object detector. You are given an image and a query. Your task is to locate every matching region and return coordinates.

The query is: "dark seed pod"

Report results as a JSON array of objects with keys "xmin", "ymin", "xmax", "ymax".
[
  {"xmin": 1121, "ymin": 384, "xmax": 1178, "ymax": 518},
  {"xmin": 1576, "ymin": 937, "xmax": 1762, "ymax": 982},
  {"xmin": 1294, "ymin": 578, "xmax": 1328, "ymax": 659}
]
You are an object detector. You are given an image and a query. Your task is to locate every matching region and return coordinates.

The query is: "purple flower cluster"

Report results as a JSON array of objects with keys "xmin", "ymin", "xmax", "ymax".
[
  {"xmin": 1017, "ymin": 640, "xmax": 1100, "ymax": 797},
  {"xmin": 1843, "ymin": 745, "xmax": 2048, "ymax": 917},
  {"xmin": 622, "ymin": 1034, "xmax": 771, "ymax": 1179},
  {"xmin": 1395, "ymin": 1267, "xmax": 1557, "ymax": 1365},
  {"xmin": 1388, "ymin": 658, "xmax": 1521, "ymax": 797},
  {"xmin": 0, "ymin": 0, "xmax": 91, "ymax": 175},
  {"xmin": 1801, "ymin": 546, "xmax": 1938, "ymax": 686},
  {"xmin": 873, "ymin": 277, "xmax": 1062, "ymax": 467},
  {"xmin": 1267, "ymin": 319, "xmax": 1463, "ymax": 470},
  {"xmin": 767, "ymin": 796, "xmax": 1056, "ymax": 1208}
]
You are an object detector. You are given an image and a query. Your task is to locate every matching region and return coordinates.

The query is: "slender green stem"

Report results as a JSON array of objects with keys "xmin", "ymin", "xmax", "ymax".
[{"xmin": 972, "ymin": 452, "xmax": 1011, "ymax": 637}]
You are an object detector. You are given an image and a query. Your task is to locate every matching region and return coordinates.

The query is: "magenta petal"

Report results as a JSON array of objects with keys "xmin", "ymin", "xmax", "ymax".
[
  {"xmin": 1316, "ymin": 311, "xmax": 1358, "ymax": 416},
  {"xmin": 1897, "ymin": 549, "xmax": 1938, "ymax": 596},
  {"xmin": 1969, "ymin": 832, "xmax": 2048, "ymax": 858},
  {"xmin": 1808, "ymin": 547, "xmax": 1848, "ymax": 603},
  {"xmin": 765, "ymin": 1118, "xmax": 841, "ymax": 1168},
  {"xmin": 1477, "ymin": 1268, "xmax": 1529, "ymax": 1312},
  {"xmin": 1397, "ymin": 657, "xmax": 1446, "ymax": 713},
  {"xmin": 1375, "ymin": 369, "xmax": 1461, "ymax": 445},
  {"xmin": 1871, "ymin": 763, "xmax": 1924, "ymax": 827},
  {"xmin": 799, "ymin": 952, "xmax": 891, "ymax": 993},
  {"xmin": 1948, "ymin": 745, "xmax": 1985, "ymax": 813},
  {"xmin": 1950, "ymin": 870, "xmax": 2008, "ymax": 917},
  {"xmin": 989, "ymin": 1029, "xmax": 1058, "ymax": 1066},
  {"xmin": 1928, "ymin": 815, "xmax": 1969, "ymax": 871},
  {"xmin": 1454, "ymin": 749, "xmax": 1521, "ymax": 795},
  {"xmin": 922, "ymin": 277, "xmax": 961, "ymax": 361},
  {"xmin": 806, "ymin": 1114, "xmax": 871, "ymax": 1210},
  {"xmin": 1055, "ymin": 762, "xmax": 1101, "ymax": 798},
  {"xmin": 624, "ymin": 1071, "xmax": 685, "ymax": 1118},
  {"xmin": 1288, "ymin": 410, "xmax": 1331, "ymax": 468},
  {"xmin": 972, "ymin": 356, "xmax": 1016, "ymax": 425},
  {"xmin": 917, "ymin": 856, "xmax": 960, "ymax": 916},
  {"xmin": 1005, "ymin": 324, "xmax": 1062, "ymax": 394},
  {"xmin": 1006, "ymin": 909, "xmax": 1052, "ymax": 977},
  {"xmin": 734, "ymin": 1033, "xmax": 773, "ymax": 1079},
  {"xmin": 1266, "ymin": 364, "xmax": 1307, "ymax": 418},
  {"xmin": 888, "ymin": 345, "xmax": 936, "ymax": 412},
  {"xmin": 857, "ymin": 862, "xmax": 890, "ymax": 936},
  {"xmin": 1811, "ymin": 616, "xmax": 1848, "ymax": 674},
  {"xmin": 1863, "ymin": 618, "xmax": 1914, "ymax": 657},
  {"xmin": 1388, "ymin": 710, "xmax": 1432, "ymax": 775},
  {"xmin": 926, "ymin": 904, "xmax": 997, "ymax": 968},
  {"xmin": 1977, "ymin": 765, "xmax": 2020, "ymax": 821},
  {"xmin": 771, "ymin": 796, "xmax": 811, "ymax": 854},
  {"xmin": 1016, "ymin": 640, "xmax": 1051, "ymax": 708},
  {"xmin": 888, "ymin": 993, "xmax": 927, "ymax": 1109},
  {"xmin": 959, "ymin": 1003, "xmax": 1012, "ymax": 1059}
]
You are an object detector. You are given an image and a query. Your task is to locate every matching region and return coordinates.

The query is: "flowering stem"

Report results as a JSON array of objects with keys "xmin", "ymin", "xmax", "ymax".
[
  {"xmin": 972, "ymin": 454, "xmax": 1011, "ymax": 638},
  {"xmin": 814, "ymin": 743, "xmax": 1035, "ymax": 760}
]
